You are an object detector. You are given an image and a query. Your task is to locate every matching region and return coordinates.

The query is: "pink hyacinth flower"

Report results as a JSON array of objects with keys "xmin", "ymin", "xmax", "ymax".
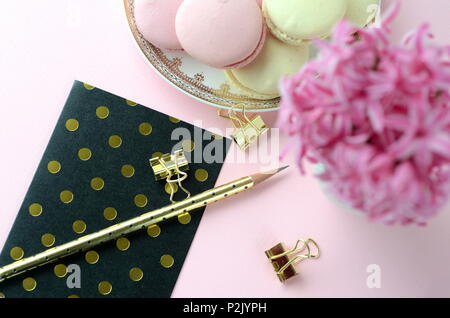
[{"xmin": 277, "ymin": 2, "xmax": 450, "ymax": 225}]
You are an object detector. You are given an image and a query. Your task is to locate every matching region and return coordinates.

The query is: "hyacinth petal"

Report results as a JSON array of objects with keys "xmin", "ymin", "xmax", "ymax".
[
  {"xmin": 367, "ymin": 103, "xmax": 385, "ymax": 132},
  {"xmin": 428, "ymin": 134, "xmax": 450, "ymax": 158},
  {"xmin": 277, "ymin": 0, "xmax": 450, "ymax": 225},
  {"xmin": 391, "ymin": 162, "xmax": 415, "ymax": 194}
]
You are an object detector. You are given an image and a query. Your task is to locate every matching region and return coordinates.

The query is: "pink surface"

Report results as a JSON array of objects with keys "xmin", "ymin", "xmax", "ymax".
[
  {"xmin": 0, "ymin": 0, "xmax": 450, "ymax": 297},
  {"xmin": 134, "ymin": 0, "xmax": 183, "ymax": 51},
  {"xmin": 175, "ymin": 0, "xmax": 264, "ymax": 68}
]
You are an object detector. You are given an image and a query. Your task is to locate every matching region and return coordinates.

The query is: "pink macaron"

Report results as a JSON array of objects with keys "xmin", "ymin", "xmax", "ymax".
[
  {"xmin": 134, "ymin": 0, "xmax": 183, "ymax": 51},
  {"xmin": 175, "ymin": 0, "xmax": 267, "ymax": 69}
]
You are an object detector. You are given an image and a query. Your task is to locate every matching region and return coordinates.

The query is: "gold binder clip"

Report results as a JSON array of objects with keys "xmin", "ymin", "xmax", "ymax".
[
  {"xmin": 149, "ymin": 149, "xmax": 191, "ymax": 202},
  {"xmin": 265, "ymin": 238, "xmax": 320, "ymax": 282},
  {"xmin": 218, "ymin": 103, "xmax": 268, "ymax": 150}
]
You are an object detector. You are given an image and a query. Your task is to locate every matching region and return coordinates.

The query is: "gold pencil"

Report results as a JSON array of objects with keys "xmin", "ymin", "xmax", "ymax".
[{"xmin": 0, "ymin": 166, "xmax": 288, "ymax": 283}]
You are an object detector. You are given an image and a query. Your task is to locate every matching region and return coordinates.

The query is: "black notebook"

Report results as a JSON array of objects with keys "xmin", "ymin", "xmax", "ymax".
[{"xmin": 0, "ymin": 81, "xmax": 230, "ymax": 298}]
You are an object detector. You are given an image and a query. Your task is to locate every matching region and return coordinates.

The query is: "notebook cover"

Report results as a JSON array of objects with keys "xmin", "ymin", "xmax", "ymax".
[{"xmin": 0, "ymin": 80, "xmax": 230, "ymax": 298}]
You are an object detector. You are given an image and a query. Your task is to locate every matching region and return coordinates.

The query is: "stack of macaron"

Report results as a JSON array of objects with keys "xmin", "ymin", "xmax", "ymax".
[{"xmin": 134, "ymin": 0, "xmax": 379, "ymax": 100}]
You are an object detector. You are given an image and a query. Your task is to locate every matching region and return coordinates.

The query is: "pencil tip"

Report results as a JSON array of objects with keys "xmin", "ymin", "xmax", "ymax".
[
  {"xmin": 278, "ymin": 165, "xmax": 289, "ymax": 173},
  {"xmin": 250, "ymin": 166, "xmax": 290, "ymax": 185}
]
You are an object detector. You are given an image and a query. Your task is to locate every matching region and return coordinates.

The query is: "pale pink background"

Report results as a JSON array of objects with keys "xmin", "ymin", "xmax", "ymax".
[{"xmin": 1, "ymin": 0, "xmax": 450, "ymax": 298}]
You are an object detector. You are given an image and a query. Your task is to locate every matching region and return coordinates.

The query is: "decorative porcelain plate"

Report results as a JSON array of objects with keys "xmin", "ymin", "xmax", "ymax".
[
  {"xmin": 124, "ymin": 0, "xmax": 280, "ymax": 112},
  {"xmin": 124, "ymin": 0, "xmax": 381, "ymax": 112}
]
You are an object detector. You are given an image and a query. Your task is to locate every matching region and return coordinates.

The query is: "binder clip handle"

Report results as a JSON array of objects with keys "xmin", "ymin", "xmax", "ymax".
[
  {"xmin": 159, "ymin": 155, "xmax": 190, "ymax": 203},
  {"xmin": 265, "ymin": 238, "xmax": 320, "ymax": 282},
  {"xmin": 218, "ymin": 103, "xmax": 268, "ymax": 151},
  {"xmin": 150, "ymin": 149, "xmax": 191, "ymax": 203}
]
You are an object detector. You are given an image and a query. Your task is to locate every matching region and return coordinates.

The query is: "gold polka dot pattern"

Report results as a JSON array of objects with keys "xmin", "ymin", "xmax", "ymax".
[
  {"xmin": 77, "ymin": 148, "xmax": 92, "ymax": 161},
  {"xmin": 96, "ymin": 106, "xmax": 109, "ymax": 119},
  {"xmin": 182, "ymin": 139, "xmax": 195, "ymax": 152},
  {"xmin": 98, "ymin": 281, "xmax": 112, "ymax": 295},
  {"xmin": 65, "ymin": 119, "xmax": 79, "ymax": 132},
  {"xmin": 138, "ymin": 122, "xmax": 153, "ymax": 135},
  {"xmin": 72, "ymin": 220, "xmax": 87, "ymax": 234},
  {"xmin": 195, "ymin": 169, "xmax": 209, "ymax": 182},
  {"xmin": 178, "ymin": 213, "xmax": 191, "ymax": 225},
  {"xmin": 2, "ymin": 82, "xmax": 218, "ymax": 298},
  {"xmin": 47, "ymin": 161, "xmax": 61, "ymax": 174},
  {"xmin": 160, "ymin": 255, "xmax": 175, "ymax": 268},
  {"xmin": 134, "ymin": 194, "xmax": 148, "ymax": 208},
  {"xmin": 10, "ymin": 247, "xmax": 24, "ymax": 261},
  {"xmin": 85, "ymin": 251, "xmax": 100, "ymax": 264},
  {"xmin": 168, "ymin": 116, "xmax": 180, "ymax": 123},
  {"xmin": 121, "ymin": 165, "xmax": 135, "ymax": 178},
  {"xmin": 116, "ymin": 237, "xmax": 130, "ymax": 251},
  {"xmin": 165, "ymin": 182, "xmax": 178, "ymax": 194},
  {"xmin": 83, "ymin": 83, "xmax": 95, "ymax": 90},
  {"xmin": 90, "ymin": 177, "xmax": 105, "ymax": 191},
  {"xmin": 28, "ymin": 203, "xmax": 43, "ymax": 217},
  {"xmin": 147, "ymin": 225, "xmax": 161, "ymax": 238},
  {"xmin": 60, "ymin": 190, "xmax": 74, "ymax": 204},
  {"xmin": 129, "ymin": 267, "xmax": 144, "ymax": 282},
  {"xmin": 108, "ymin": 135, "xmax": 122, "ymax": 148},
  {"xmin": 22, "ymin": 278, "xmax": 37, "ymax": 292},
  {"xmin": 103, "ymin": 207, "xmax": 117, "ymax": 221},
  {"xmin": 41, "ymin": 233, "xmax": 56, "ymax": 247},
  {"xmin": 126, "ymin": 100, "xmax": 138, "ymax": 106},
  {"xmin": 54, "ymin": 264, "xmax": 68, "ymax": 278}
]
